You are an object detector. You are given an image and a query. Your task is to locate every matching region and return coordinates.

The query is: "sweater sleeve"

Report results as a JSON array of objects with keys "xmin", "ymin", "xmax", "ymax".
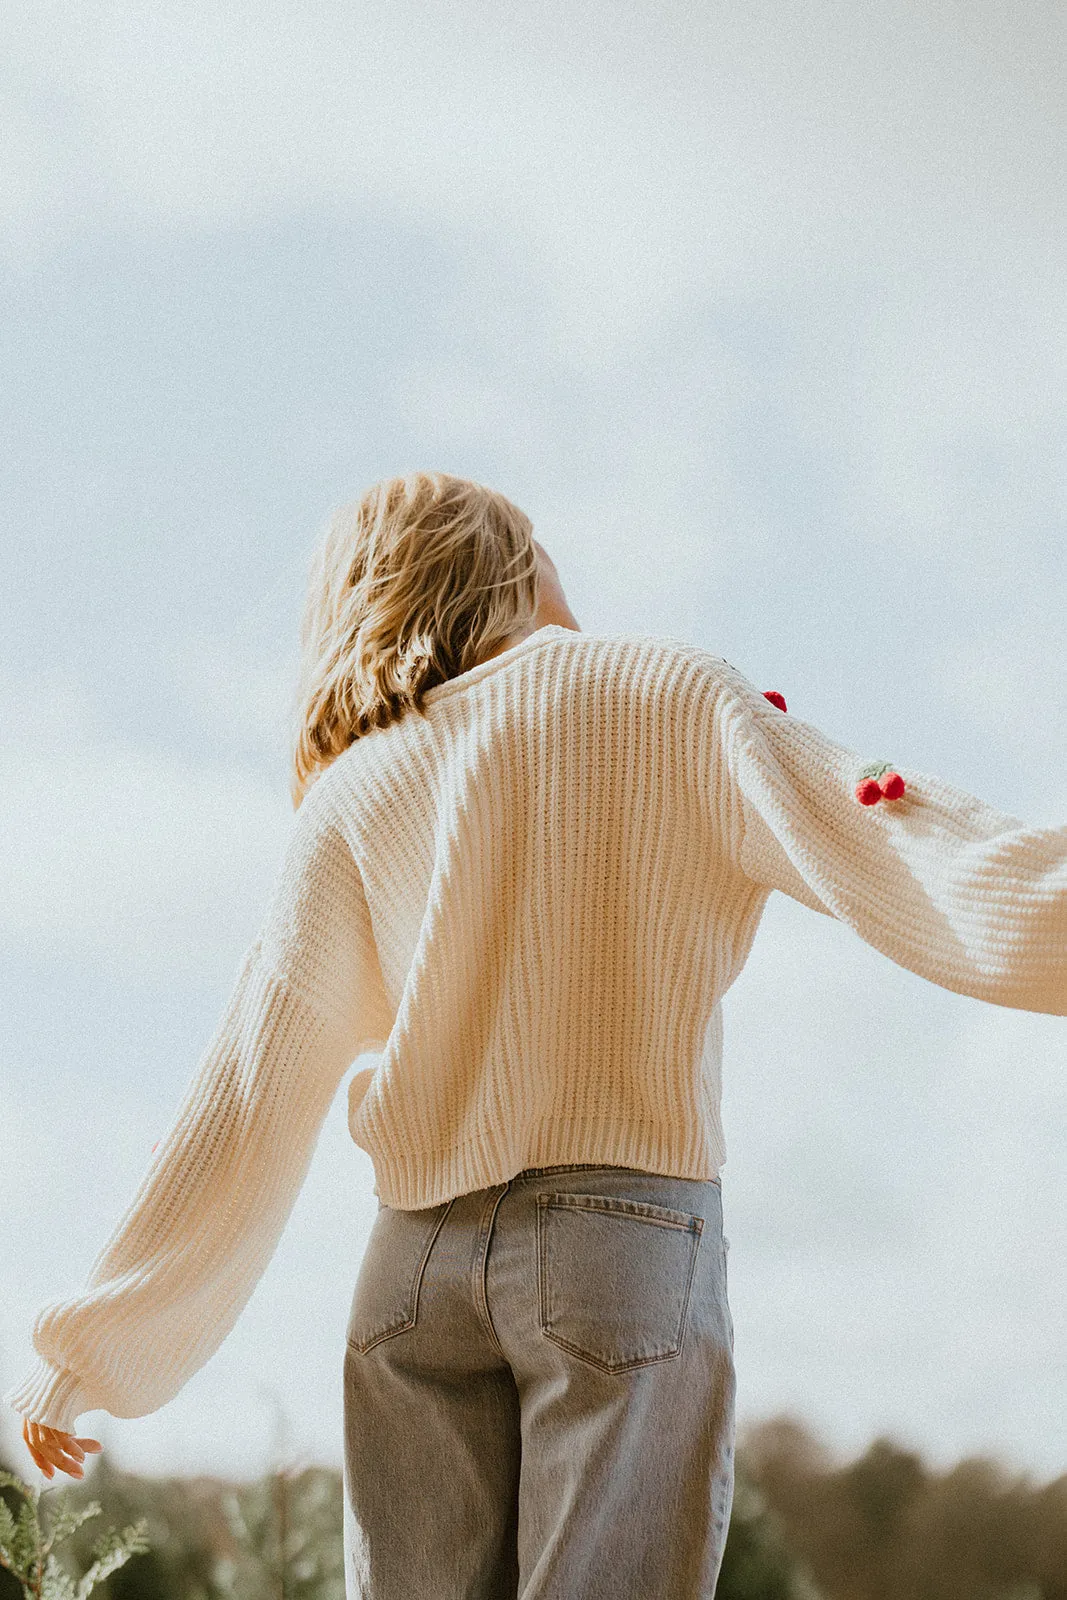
[
  {"xmin": 4, "ymin": 789, "xmax": 394, "ymax": 1434},
  {"xmin": 720, "ymin": 665, "xmax": 1067, "ymax": 1016}
]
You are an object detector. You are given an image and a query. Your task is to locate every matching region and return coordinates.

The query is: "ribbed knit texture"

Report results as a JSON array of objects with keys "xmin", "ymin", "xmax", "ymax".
[{"xmin": 6, "ymin": 624, "xmax": 1065, "ymax": 1432}]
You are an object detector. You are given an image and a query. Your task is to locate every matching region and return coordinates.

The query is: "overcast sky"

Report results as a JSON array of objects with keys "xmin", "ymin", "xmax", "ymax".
[{"xmin": 2, "ymin": 0, "xmax": 1065, "ymax": 1484}]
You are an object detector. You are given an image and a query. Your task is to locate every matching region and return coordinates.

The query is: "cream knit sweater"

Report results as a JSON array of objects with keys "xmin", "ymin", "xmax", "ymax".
[{"xmin": 6, "ymin": 624, "xmax": 1066, "ymax": 1433}]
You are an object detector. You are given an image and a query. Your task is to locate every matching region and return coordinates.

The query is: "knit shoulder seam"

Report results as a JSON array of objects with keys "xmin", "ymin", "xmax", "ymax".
[{"xmin": 244, "ymin": 936, "xmax": 360, "ymax": 1041}]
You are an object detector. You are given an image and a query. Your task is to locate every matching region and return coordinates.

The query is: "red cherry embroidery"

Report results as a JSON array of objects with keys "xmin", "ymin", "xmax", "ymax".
[
  {"xmin": 757, "ymin": 683, "xmax": 906, "ymax": 808},
  {"xmin": 855, "ymin": 761, "xmax": 907, "ymax": 805}
]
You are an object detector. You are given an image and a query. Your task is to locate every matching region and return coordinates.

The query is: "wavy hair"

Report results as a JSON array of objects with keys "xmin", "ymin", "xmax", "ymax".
[{"xmin": 288, "ymin": 471, "xmax": 539, "ymax": 808}]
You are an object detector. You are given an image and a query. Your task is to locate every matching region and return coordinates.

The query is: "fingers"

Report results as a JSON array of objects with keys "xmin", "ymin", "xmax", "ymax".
[
  {"xmin": 58, "ymin": 1433, "xmax": 85, "ymax": 1461},
  {"xmin": 21, "ymin": 1420, "xmax": 93, "ymax": 1479},
  {"xmin": 22, "ymin": 1422, "xmax": 54, "ymax": 1478},
  {"xmin": 22, "ymin": 1419, "xmax": 54, "ymax": 1478},
  {"xmin": 30, "ymin": 1422, "xmax": 73, "ymax": 1476},
  {"xmin": 39, "ymin": 1427, "xmax": 86, "ymax": 1478}
]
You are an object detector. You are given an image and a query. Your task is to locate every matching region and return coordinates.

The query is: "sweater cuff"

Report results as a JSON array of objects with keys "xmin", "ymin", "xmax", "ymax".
[{"xmin": 4, "ymin": 1359, "xmax": 93, "ymax": 1433}]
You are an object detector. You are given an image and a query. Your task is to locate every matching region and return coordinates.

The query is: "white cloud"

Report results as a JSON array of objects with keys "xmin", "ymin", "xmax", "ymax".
[
  {"xmin": 3, "ymin": 3, "xmax": 1066, "ymax": 349},
  {"xmin": 0, "ymin": 665, "xmax": 294, "ymax": 983},
  {"xmin": 158, "ymin": 633, "xmax": 300, "ymax": 757}
]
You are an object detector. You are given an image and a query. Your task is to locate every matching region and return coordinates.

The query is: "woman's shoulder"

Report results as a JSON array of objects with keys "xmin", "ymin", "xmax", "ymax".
[{"xmin": 566, "ymin": 628, "xmax": 756, "ymax": 700}]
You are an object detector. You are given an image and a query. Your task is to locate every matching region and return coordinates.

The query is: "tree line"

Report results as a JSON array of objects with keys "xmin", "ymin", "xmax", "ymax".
[{"xmin": 2, "ymin": 1413, "xmax": 1064, "ymax": 1598}]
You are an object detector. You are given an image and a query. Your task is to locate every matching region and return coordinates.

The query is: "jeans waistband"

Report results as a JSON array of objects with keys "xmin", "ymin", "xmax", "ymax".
[{"xmin": 511, "ymin": 1163, "xmax": 721, "ymax": 1186}]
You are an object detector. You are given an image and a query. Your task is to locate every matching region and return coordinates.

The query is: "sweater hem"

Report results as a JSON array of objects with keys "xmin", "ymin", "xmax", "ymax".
[
  {"xmin": 369, "ymin": 1118, "xmax": 726, "ymax": 1211},
  {"xmin": 4, "ymin": 1359, "xmax": 93, "ymax": 1433}
]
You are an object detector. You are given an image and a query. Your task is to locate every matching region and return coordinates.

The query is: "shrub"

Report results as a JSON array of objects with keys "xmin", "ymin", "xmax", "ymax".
[{"xmin": 0, "ymin": 1468, "xmax": 148, "ymax": 1600}]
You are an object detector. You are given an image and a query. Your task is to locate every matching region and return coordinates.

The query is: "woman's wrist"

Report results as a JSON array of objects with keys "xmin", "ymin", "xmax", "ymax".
[{"xmin": 4, "ymin": 1357, "xmax": 92, "ymax": 1434}]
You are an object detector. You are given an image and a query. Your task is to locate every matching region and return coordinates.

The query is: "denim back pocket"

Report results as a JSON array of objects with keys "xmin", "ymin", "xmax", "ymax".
[
  {"xmin": 346, "ymin": 1199, "xmax": 453, "ymax": 1354},
  {"xmin": 536, "ymin": 1192, "xmax": 704, "ymax": 1372}
]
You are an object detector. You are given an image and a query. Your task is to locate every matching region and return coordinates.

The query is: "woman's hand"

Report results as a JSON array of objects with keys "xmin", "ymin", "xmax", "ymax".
[{"xmin": 21, "ymin": 1418, "xmax": 102, "ymax": 1479}]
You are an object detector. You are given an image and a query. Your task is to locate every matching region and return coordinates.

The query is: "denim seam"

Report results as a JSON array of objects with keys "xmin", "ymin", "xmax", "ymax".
[
  {"xmin": 514, "ymin": 1163, "xmax": 722, "ymax": 1188},
  {"xmin": 347, "ymin": 1199, "xmax": 454, "ymax": 1354},
  {"xmin": 470, "ymin": 1183, "xmax": 511, "ymax": 1363}
]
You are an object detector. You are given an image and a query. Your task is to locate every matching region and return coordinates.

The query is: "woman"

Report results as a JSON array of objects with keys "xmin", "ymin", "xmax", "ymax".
[{"xmin": 8, "ymin": 471, "xmax": 1066, "ymax": 1599}]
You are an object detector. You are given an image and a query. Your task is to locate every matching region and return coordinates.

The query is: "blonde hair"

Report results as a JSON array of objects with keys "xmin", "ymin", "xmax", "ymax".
[{"xmin": 288, "ymin": 471, "xmax": 539, "ymax": 808}]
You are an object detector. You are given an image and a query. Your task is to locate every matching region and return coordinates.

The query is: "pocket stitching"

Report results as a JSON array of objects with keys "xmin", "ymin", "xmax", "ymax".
[
  {"xmin": 540, "ymin": 1192, "xmax": 707, "ymax": 1230},
  {"xmin": 347, "ymin": 1200, "xmax": 453, "ymax": 1354},
  {"xmin": 536, "ymin": 1193, "xmax": 704, "ymax": 1373}
]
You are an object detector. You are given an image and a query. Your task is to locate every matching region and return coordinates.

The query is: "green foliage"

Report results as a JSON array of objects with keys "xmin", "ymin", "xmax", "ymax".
[
  {"xmin": 739, "ymin": 1416, "xmax": 1067, "ymax": 1600},
  {"xmin": 3, "ymin": 1416, "xmax": 1066, "ymax": 1600},
  {"xmin": 0, "ymin": 1470, "xmax": 147, "ymax": 1600},
  {"xmin": 212, "ymin": 1467, "xmax": 345, "ymax": 1600},
  {"xmin": 717, "ymin": 1471, "xmax": 826, "ymax": 1599},
  {"xmin": 65, "ymin": 1458, "xmax": 219, "ymax": 1600}
]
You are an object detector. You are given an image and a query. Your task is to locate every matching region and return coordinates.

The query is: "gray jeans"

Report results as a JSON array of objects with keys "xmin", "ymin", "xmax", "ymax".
[{"xmin": 342, "ymin": 1164, "xmax": 735, "ymax": 1599}]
